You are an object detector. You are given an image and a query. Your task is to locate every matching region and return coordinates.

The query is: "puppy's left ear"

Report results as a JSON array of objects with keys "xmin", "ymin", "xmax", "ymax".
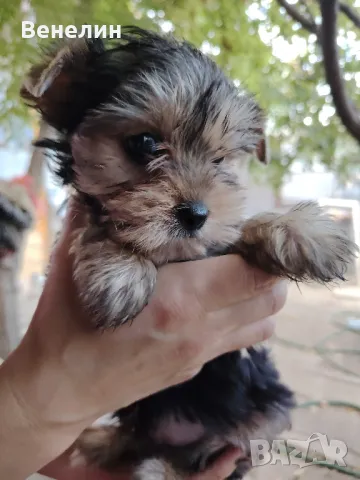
[
  {"xmin": 256, "ymin": 136, "xmax": 270, "ymax": 164},
  {"xmin": 251, "ymin": 103, "xmax": 269, "ymax": 164},
  {"xmin": 20, "ymin": 38, "xmax": 106, "ymax": 133}
]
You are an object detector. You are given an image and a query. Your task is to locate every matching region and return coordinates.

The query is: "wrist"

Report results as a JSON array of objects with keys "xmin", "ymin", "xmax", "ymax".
[{"xmin": 0, "ymin": 331, "xmax": 91, "ymax": 460}]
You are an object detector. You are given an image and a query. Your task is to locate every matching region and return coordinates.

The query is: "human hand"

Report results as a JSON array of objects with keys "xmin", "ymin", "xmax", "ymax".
[{"xmin": 2, "ymin": 199, "xmax": 287, "ymax": 472}]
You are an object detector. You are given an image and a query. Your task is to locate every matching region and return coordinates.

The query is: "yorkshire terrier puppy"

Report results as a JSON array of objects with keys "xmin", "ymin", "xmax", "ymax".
[{"xmin": 21, "ymin": 27, "xmax": 357, "ymax": 479}]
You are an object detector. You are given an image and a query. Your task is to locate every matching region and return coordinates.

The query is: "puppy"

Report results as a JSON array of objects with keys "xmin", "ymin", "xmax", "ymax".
[{"xmin": 21, "ymin": 27, "xmax": 357, "ymax": 479}]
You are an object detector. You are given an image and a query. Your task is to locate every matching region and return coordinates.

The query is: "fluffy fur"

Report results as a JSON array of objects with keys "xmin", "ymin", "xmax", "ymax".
[
  {"xmin": 0, "ymin": 180, "xmax": 34, "ymax": 255},
  {"xmin": 21, "ymin": 27, "xmax": 357, "ymax": 479}
]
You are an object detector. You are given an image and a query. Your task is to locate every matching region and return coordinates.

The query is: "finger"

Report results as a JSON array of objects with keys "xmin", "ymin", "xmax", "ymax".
[
  {"xmin": 226, "ymin": 316, "xmax": 276, "ymax": 353},
  {"xmin": 174, "ymin": 255, "xmax": 278, "ymax": 312},
  {"xmin": 207, "ymin": 280, "xmax": 287, "ymax": 335},
  {"xmin": 177, "ymin": 317, "xmax": 277, "ymax": 388},
  {"xmin": 47, "ymin": 197, "xmax": 86, "ymax": 277},
  {"xmin": 62, "ymin": 196, "xmax": 87, "ymax": 233},
  {"xmin": 190, "ymin": 448, "xmax": 244, "ymax": 480},
  {"xmin": 41, "ymin": 452, "xmax": 128, "ymax": 480}
]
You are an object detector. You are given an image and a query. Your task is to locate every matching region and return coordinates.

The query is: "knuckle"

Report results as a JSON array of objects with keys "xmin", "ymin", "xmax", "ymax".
[
  {"xmin": 250, "ymin": 267, "xmax": 275, "ymax": 294},
  {"xmin": 151, "ymin": 291, "xmax": 183, "ymax": 332},
  {"xmin": 259, "ymin": 317, "xmax": 276, "ymax": 342},
  {"xmin": 151, "ymin": 283, "xmax": 204, "ymax": 333},
  {"xmin": 267, "ymin": 281, "xmax": 287, "ymax": 315},
  {"xmin": 247, "ymin": 266, "xmax": 259, "ymax": 295},
  {"xmin": 172, "ymin": 340, "xmax": 203, "ymax": 383},
  {"xmin": 268, "ymin": 291, "xmax": 279, "ymax": 316},
  {"xmin": 151, "ymin": 298, "xmax": 174, "ymax": 331}
]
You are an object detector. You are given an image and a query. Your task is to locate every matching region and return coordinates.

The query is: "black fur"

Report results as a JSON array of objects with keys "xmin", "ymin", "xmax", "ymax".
[
  {"xmin": 117, "ymin": 349, "xmax": 294, "ymax": 436},
  {"xmin": 108, "ymin": 348, "xmax": 295, "ymax": 477}
]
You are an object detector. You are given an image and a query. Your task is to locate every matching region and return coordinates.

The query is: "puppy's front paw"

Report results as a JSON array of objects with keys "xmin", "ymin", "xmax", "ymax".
[
  {"xmin": 238, "ymin": 201, "xmax": 358, "ymax": 283},
  {"xmin": 72, "ymin": 232, "xmax": 157, "ymax": 329},
  {"xmin": 73, "ymin": 425, "xmax": 121, "ymax": 469},
  {"xmin": 134, "ymin": 458, "xmax": 181, "ymax": 480}
]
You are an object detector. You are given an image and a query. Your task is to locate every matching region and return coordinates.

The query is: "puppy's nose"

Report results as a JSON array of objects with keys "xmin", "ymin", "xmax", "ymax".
[{"xmin": 175, "ymin": 201, "xmax": 209, "ymax": 232}]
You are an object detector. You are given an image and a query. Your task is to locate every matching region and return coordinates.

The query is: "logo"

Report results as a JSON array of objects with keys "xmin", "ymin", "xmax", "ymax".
[{"xmin": 250, "ymin": 433, "xmax": 348, "ymax": 468}]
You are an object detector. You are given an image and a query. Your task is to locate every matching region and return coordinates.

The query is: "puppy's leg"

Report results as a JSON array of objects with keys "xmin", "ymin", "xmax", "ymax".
[
  {"xmin": 134, "ymin": 458, "xmax": 184, "ymax": 480},
  {"xmin": 71, "ymin": 425, "xmax": 126, "ymax": 469},
  {"xmin": 236, "ymin": 201, "xmax": 358, "ymax": 283},
  {"xmin": 71, "ymin": 229, "xmax": 157, "ymax": 329},
  {"xmin": 75, "ymin": 428, "xmax": 183, "ymax": 479}
]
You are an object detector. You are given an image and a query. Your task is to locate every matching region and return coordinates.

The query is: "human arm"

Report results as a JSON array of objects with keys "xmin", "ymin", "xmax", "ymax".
[{"xmin": 0, "ymin": 203, "xmax": 287, "ymax": 480}]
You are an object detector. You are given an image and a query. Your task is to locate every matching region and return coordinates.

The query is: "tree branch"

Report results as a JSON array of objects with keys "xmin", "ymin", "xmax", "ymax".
[
  {"xmin": 320, "ymin": 0, "xmax": 360, "ymax": 143},
  {"xmin": 277, "ymin": 0, "xmax": 318, "ymax": 34},
  {"xmin": 339, "ymin": 1, "xmax": 360, "ymax": 29},
  {"xmin": 299, "ymin": 0, "xmax": 316, "ymax": 25}
]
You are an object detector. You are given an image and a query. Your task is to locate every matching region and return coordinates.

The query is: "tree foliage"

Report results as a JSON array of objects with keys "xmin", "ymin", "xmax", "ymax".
[{"xmin": 0, "ymin": 0, "xmax": 359, "ymax": 187}]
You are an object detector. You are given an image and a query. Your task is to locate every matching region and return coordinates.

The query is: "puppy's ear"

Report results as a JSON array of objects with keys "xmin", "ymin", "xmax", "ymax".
[
  {"xmin": 251, "ymin": 103, "xmax": 269, "ymax": 164},
  {"xmin": 20, "ymin": 38, "xmax": 106, "ymax": 132},
  {"xmin": 256, "ymin": 136, "xmax": 270, "ymax": 164}
]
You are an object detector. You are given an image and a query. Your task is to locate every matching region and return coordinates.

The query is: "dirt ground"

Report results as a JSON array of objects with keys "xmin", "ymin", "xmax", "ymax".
[
  {"xmin": 247, "ymin": 283, "xmax": 360, "ymax": 480},
  {"xmin": 24, "ymin": 282, "xmax": 360, "ymax": 480}
]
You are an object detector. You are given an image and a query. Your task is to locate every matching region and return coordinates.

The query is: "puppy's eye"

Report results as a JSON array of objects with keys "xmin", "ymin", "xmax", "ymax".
[
  {"xmin": 125, "ymin": 133, "xmax": 161, "ymax": 163},
  {"xmin": 213, "ymin": 157, "xmax": 225, "ymax": 165}
]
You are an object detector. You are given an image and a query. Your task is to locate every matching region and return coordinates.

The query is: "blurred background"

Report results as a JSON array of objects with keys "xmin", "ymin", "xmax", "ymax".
[{"xmin": 0, "ymin": 1, "xmax": 360, "ymax": 479}]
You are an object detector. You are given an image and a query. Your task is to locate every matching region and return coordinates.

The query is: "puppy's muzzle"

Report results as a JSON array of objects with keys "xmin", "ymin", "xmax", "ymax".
[{"xmin": 175, "ymin": 201, "xmax": 208, "ymax": 232}]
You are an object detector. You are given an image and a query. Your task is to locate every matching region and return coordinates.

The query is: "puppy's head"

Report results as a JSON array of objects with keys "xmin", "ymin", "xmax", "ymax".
[{"xmin": 21, "ymin": 27, "xmax": 268, "ymax": 261}]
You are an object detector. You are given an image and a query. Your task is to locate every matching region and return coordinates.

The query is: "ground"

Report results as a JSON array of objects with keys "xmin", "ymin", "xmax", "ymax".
[
  {"xmin": 247, "ymin": 283, "xmax": 360, "ymax": 480},
  {"xmin": 24, "ymin": 282, "xmax": 360, "ymax": 480}
]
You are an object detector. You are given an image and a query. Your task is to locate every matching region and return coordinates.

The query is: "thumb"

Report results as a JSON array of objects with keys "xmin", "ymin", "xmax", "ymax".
[{"xmin": 190, "ymin": 448, "xmax": 245, "ymax": 480}]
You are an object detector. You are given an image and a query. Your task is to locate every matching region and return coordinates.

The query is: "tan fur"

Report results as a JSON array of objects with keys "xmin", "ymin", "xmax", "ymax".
[
  {"xmin": 134, "ymin": 459, "xmax": 181, "ymax": 480},
  {"xmin": 71, "ymin": 134, "xmax": 141, "ymax": 196},
  {"xmin": 72, "ymin": 426, "xmax": 126, "ymax": 469},
  {"xmin": 71, "ymin": 230, "xmax": 157, "ymax": 328},
  {"xmin": 236, "ymin": 201, "xmax": 357, "ymax": 282}
]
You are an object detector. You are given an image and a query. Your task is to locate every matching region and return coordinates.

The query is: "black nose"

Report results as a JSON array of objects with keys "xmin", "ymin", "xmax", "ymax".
[{"xmin": 175, "ymin": 201, "xmax": 209, "ymax": 232}]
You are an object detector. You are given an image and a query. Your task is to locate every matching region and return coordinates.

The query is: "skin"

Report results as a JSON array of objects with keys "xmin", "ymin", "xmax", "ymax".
[{"xmin": 0, "ymin": 201, "xmax": 287, "ymax": 480}]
